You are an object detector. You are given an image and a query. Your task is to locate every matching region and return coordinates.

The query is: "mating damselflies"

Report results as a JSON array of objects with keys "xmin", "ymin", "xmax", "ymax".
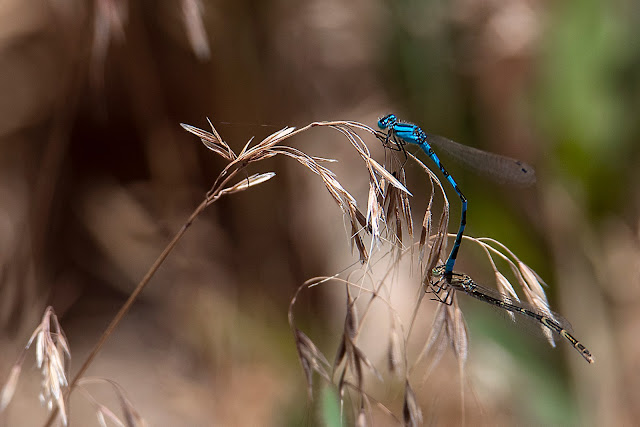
[
  {"xmin": 377, "ymin": 114, "xmax": 535, "ymax": 276},
  {"xmin": 431, "ymin": 265, "xmax": 594, "ymax": 363}
]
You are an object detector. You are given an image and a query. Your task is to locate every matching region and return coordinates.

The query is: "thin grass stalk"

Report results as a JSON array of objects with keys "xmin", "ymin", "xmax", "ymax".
[{"xmin": 42, "ymin": 197, "xmax": 208, "ymax": 426}]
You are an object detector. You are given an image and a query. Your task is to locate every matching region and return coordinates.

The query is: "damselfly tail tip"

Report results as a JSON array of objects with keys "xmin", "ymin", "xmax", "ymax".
[{"xmin": 583, "ymin": 351, "xmax": 595, "ymax": 364}]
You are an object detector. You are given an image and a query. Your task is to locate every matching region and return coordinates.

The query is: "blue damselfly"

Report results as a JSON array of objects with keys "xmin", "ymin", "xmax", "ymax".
[{"xmin": 377, "ymin": 114, "xmax": 535, "ymax": 276}]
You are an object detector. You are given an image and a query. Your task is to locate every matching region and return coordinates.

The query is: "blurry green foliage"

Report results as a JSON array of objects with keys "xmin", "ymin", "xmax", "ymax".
[{"xmin": 536, "ymin": 0, "xmax": 638, "ymax": 215}]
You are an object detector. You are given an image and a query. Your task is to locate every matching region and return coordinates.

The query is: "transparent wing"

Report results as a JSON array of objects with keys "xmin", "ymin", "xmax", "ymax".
[{"xmin": 426, "ymin": 134, "xmax": 536, "ymax": 186}]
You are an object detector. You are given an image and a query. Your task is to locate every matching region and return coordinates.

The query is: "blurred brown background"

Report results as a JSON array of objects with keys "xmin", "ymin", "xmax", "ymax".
[{"xmin": 1, "ymin": 0, "xmax": 638, "ymax": 425}]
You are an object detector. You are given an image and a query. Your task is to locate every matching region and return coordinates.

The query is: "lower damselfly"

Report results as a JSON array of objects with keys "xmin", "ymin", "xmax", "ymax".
[{"xmin": 431, "ymin": 265, "xmax": 594, "ymax": 363}]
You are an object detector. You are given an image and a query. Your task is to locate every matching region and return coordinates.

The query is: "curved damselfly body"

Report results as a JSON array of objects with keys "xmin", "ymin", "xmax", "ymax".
[
  {"xmin": 377, "ymin": 114, "xmax": 535, "ymax": 276},
  {"xmin": 431, "ymin": 266, "xmax": 594, "ymax": 363}
]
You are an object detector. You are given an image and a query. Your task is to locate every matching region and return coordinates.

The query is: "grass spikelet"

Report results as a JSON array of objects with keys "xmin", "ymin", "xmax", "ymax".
[
  {"xmin": 414, "ymin": 302, "xmax": 448, "ymax": 373},
  {"xmin": 1, "ymin": 306, "xmax": 70, "ymax": 425},
  {"xmin": 293, "ymin": 327, "xmax": 332, "ymax": 399},
  {"xmin": 387, "ymin": 317, "xmax": 403, "ymax": 374},
  {"xmin": 181, "ymin": 121, "xmax": 234, "ymax": 160},
  {"xmin": 450, "ymin": 299, "xmax": 469, "ymax": 365},
  {"xmin": 366, "ymin": 183, "xmax": 383, "ymax": 244},
  {"xmin": 35, "ymin": 307, "xmax": 71, "ymax": 424},
  {"xmin": 495, "ymin": 270, "xmax": 520, "ymax": 302},
  {"xmin": 402, "ymin": 381, "xmax": 422, "ymax": 427},
  {"xmin": 77, "ymin": 378, "xmax": 147, "ymax": 427},
  {"xmin": 214, "ymin": 172, "xmax": 276, "ymax": 201},
  {"xmin": 355, "ymin": 406, "xmax": 368, "ymax": 427}
]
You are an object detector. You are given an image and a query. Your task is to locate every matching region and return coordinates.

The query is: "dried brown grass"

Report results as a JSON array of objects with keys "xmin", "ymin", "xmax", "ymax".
[
  {"xmin": 284, "ymin": 128, "xmax": 594, "ymax": 424},
  {"xmin": 0, "ymin": 117, "xmax": 590, "ymax": 426},
  {"xmin": 0, "ymin": 119, "xmax": 408, "ymax": 425}
]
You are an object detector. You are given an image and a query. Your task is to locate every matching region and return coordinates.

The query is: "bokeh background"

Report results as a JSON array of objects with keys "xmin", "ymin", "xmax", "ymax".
[{"xmin": 1, "ymin": 0, "xmax": 638, "ymax": 425}]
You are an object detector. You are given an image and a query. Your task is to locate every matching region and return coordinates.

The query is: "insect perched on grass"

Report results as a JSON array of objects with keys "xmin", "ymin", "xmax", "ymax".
[
  {"xmin": 377, "ymin": 113, "xmax": 535, "ymax": 278},
  {"xmin": 431, "ymin": 265, "xmax": 594, "ymax": 363}
]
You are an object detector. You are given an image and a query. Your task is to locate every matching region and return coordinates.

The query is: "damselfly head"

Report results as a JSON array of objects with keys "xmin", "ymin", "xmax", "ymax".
[{"xmin": 377, "ymin": 114, "xmax": 397, "ymax": 130}]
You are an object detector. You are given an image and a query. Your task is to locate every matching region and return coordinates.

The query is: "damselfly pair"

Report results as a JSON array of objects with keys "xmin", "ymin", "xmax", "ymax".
[{"xmin": 376, "ymin": 114, "xmax": 593, "ymax": 363}]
